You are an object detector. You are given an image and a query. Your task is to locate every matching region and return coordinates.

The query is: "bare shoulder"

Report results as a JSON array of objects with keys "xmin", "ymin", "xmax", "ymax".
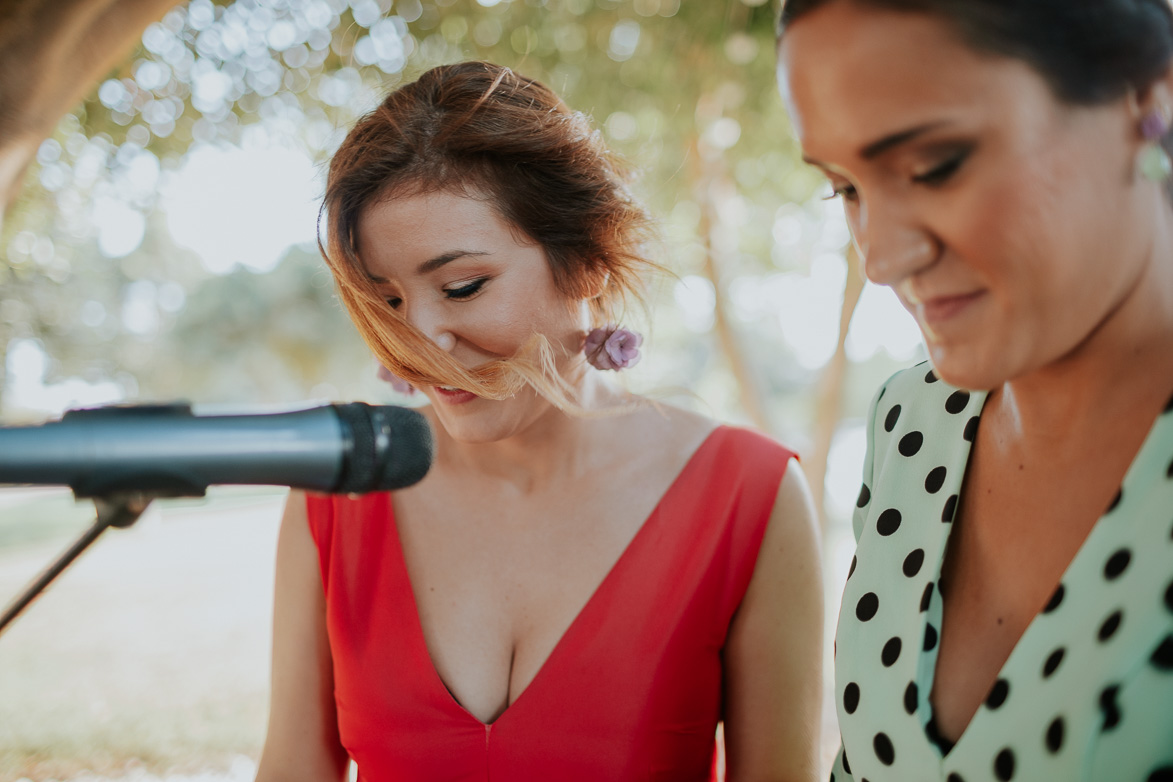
[{"xmin": 622, "ymin": 400, "xmax": 718, "ymax": 453}]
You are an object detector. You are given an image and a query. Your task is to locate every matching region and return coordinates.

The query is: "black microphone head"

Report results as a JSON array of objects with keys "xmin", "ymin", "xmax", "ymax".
[
  {"xmin": 371, "ymin": 404, "xmax": 434, "ymax": 491},
  {"xmin": 333, "ymin": 403, "xmax": 434, "ymax": 493}
]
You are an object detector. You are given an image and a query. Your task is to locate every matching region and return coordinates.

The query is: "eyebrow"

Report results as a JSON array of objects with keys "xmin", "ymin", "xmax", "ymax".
[
  {"xmin": 366, "ymin": 250, "xmax": 490, "ymax": 283},
  {"xmin": 802, "ymin": 122, "xmax": 951, "ymax": 168}
]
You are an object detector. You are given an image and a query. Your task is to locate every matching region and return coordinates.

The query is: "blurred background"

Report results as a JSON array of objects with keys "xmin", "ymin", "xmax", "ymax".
[{"xmin": 0, "ymin": 0, "xmax": 926, "ymax": 778}]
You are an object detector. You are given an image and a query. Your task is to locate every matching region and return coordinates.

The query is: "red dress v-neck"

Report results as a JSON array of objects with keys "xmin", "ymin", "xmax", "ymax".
[{"xmin": 306, "ymin": 425, "xmax": 794, "ymax": 781}]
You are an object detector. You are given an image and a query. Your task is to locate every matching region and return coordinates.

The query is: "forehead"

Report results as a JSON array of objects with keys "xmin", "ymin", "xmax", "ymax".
[
  {"xmin": 778, "ymin": 2, "xmax": 1051, "ymax": 163},
  {"xmin": 357, "ymin": 192, "xmax": 506, "ymax": 258}
]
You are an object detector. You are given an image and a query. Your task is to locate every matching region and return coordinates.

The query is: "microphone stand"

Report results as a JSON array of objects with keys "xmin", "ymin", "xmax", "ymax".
[{"xmin": 0, "ymin": 491, "xmax": 162, "ymax": 638}]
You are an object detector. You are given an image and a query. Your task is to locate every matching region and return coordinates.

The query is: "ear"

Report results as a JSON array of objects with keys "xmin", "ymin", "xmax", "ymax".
[
  {"xmin": 1131, "ymin": 64, "xmax": 1173, "ymax": 132},
  {"xmin": 581, "ymin": 268, "xmax": 610, "ymax": 300}
]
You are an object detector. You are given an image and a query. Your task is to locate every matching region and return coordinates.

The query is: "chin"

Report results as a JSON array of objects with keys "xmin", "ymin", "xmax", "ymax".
[{"xmin": 925, "ymin": 342, "xmax": 1009, "ymax": 392}]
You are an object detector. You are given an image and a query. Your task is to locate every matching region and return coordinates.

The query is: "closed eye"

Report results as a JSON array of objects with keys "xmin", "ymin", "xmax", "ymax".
[
  {"xmin": 823, "ymin": 183, "xmax": 858, "ymax": 202},
  {"xmin": 913, "ymin": 149, "xmax": 970, "ymax": 186},
  {"xmin": 444, "ymin": 277, "xmax": 488, "ymax": 300}
]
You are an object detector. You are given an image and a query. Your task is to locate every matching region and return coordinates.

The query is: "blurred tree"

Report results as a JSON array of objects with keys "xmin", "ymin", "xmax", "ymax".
[{"xmin": 1, "ymin": 0, "xmax": 890, "ymax": 522}]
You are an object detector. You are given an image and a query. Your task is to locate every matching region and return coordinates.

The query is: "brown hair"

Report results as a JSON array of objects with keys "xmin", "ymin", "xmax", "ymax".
[{"xmin": 320, "ymin": 61, "xmax": 657, "ymax": 407}]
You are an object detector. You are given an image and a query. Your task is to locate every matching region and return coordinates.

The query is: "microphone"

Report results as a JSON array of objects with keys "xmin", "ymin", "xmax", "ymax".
[{"xmin": 0, "ymin": 402, "xmax": 434, "ymax": 498}]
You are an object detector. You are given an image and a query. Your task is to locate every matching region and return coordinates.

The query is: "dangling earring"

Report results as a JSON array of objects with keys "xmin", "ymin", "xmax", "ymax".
[
  {"xmin": 584, "ymin": 325, "xmax": 643, "ymax": 371},
  {"xmin": 1139, "ymin": 106, "xmax": 1173, "ymax": 182}
]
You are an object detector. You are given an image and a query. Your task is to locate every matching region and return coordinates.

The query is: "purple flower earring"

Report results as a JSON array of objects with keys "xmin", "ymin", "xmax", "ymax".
[
  {"xmin": 584, "ymin": 325, "xmax": 643, "ymax": 371},
  {"xmin": 1139, "ymin": 106, "xmax": 1172, "ymax": 182},
  {"xmin": 377, "ymin": 364, "xmax": 417, "ymax": 395}
]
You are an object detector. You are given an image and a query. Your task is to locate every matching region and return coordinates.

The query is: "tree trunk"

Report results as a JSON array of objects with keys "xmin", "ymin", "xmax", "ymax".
[
  {"xmin": 807, "ymin": 244, "xmax": 865, "ymax": 536},
  {"xmin": 0, "ymin": 0, "xmax": 179, "ymax": 220},
  {"xmin": 691, "ymin": 137, "xmax": 772, "ymax": 434}
]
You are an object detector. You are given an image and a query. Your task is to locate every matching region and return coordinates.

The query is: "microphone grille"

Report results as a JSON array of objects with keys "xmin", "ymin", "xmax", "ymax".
[
  {"xmin": 372, "ymin": 405, "xmax": 434, "ymax": 491},
  {"xmin": 332, "ymin": 403, "xmax": 434, "ymax": 493}
]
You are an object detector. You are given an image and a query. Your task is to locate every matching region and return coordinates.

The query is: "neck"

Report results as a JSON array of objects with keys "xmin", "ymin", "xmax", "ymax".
[{"xmin": 432, "ymin": 372, "xmax": 630, "ymax": 494}]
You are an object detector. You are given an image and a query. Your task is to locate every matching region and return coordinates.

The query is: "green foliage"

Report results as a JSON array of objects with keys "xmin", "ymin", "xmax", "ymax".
[{"xmin": 0, "ymin": 0, "xmax": 836, "ymax": 416}]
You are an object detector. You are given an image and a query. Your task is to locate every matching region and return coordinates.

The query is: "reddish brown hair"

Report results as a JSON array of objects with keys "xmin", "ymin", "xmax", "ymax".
[{"xmin": 320, "ymin": 61, "xmax": 657, "ymax": 405}]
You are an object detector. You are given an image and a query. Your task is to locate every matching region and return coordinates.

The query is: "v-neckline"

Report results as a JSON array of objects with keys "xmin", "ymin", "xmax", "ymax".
[
  {"xmin": 388, "ymin": 425, "xmax": 725, "ymax": 728},
  {"xmin": 918, "ymin": 389, "xmax": 1170, "ymax": 758}
]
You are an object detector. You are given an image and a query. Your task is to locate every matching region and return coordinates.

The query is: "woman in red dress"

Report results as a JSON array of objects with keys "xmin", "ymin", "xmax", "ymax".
[{"xmin": 254, "ymin": 61, "xmax": 823, "ymax": 782}]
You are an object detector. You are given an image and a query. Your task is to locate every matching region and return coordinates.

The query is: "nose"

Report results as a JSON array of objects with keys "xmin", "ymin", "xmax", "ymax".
[
  {"xmin": 852, "ymin": 197, "xmax": 937, "ymax": 287},
  {"xmin": 403, "ymin": 301, "xmax": 456, "ymax": 352}
]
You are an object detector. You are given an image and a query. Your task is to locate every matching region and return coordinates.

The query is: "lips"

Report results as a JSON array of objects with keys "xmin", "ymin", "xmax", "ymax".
[
  {"xmin": 432, "ymin": 385, "xmax": 478, "ymax": 405},
  {"xmin": 918, "ymin": 290, "xmax": 985, "ymax": 329}
]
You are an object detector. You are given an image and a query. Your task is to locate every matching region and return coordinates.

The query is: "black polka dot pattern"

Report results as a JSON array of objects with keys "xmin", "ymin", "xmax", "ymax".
[
  {"xmin": 857, "ymin": 593, "xmax": 879, "ymax": 622},
  {"xmin": 1151, "ymin": 634, "xmax": 1173, "ymax": 671},
  {"xmin": 834, "ymin": 367, "xmax": 1173, "ymax": 782},
  {"xmin": 899, "ymin": 432, "xmax": 924, "ymax": 457},
  {"xmin": 945, "ymin": 390, "xmax": 970, "ymax": 414},
  {"xmin": 902, "ymin": 549, "xmax": 924, "ymax": 577},
  {"xmin": 844, "ymin": 682, "xmax": 860, "ymax": 714},
  {"xmin": 923, "ymin": 624, "xmax": 938, "ymax": 652},
  {"xmin": 994, "ymin": 748, "xmax": 1016, "ymax": 780},
  {"xmin": 873, "ymin": 732, "xmax": 895, "ymax": 765},
  {"xmin": 1093, "ymin": 689, "xmax": 1121, "ymax": 731},
  {"xmin": 1103, "ymin": 549, "xmax": 1131, "ymax": 580},
  {"xmin": 942, "ymin": 494, "xmax": 958, "ymax": 523},
  {"xmin": 1043, "ymin": 648, "xmax": 1066, "ymax": 678},
  {"xmin": 1097, "ymin": 609, "xmax": 1122, "ymax": 643},
  {"xmin": 1045, "ymin": 716, "xmax": 1064, "ymax": 753},
  {"xmin": 1043, "ymin": 584, "xmax": 1064, "ymax": 614},
  {"xmin": 1099, "ymin": 685, "xmax": 1122, "ymax": 731},
  {"xmin": 877, "ymin": 509, "xmax": 902, "ymax": 536},
  {"xmin": 881, "ymin": 637, "xmax": 902, "ymax": 667},
  {"xmin": 986, "ymin": 678, "xmax": 1009, "ymax": 709}
]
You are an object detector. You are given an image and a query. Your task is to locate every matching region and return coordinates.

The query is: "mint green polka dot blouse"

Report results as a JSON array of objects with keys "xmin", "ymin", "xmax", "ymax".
[{"xmin": 831, "ymin": 363, "xmax": 1173, "ymax": 782}]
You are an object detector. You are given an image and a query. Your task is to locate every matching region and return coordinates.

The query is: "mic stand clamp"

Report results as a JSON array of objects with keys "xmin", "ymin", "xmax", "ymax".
[{"xmin": 0, "ymin": 491, "xmax": 168, "ymax": 637}]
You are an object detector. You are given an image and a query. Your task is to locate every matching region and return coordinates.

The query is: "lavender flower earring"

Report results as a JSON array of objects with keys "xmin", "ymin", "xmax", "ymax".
[
  {"xmin": 1139, "ymin": 106, "xmax": 1172, "ymax": 182},
  {"xmin": 377, "ymin": 364, "xmax": 417, "ymax": 395},
  {"xmin": 584, "ymin": 325, "xmax": 643, "ymax": 371}
]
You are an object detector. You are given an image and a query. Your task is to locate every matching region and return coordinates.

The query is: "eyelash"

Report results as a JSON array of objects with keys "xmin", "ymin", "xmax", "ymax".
[
  {"xmin": 444, "ymin": 277, "xmax": 488, "ymax": 300},
  {"xmin": 823, "ymin": 184, "xmax": 857, "ymax": 202},
  {"xmin": 912, "ymin": 150, "xmax": 970, "ymax": 186},
  {"xmin": 821, "ymin": 149, "xmax": 971, "ymax": 203},
  {"xmin": 384, "ymin": 277, "xmax": 489, "ymax": 310}
]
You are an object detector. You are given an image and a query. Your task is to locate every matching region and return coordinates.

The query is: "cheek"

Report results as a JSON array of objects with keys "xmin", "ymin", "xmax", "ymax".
[{"xmin": 940, "ymin": 161, "xmax": 1067, "ymax": 301}]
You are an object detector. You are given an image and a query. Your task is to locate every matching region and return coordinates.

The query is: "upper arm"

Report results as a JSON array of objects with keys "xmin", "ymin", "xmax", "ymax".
[
  {"xmin": 723, "ymin": 458, "xmax": 825, "ymax": 782},
  {"xmin": 255, "ymin": 491, "xmax": 350, "ymax": 782}
]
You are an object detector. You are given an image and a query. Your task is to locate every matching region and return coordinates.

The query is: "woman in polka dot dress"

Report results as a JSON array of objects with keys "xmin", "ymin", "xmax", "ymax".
[{"xmin": 777, "ymin": 1, "xmax": 1173, "ymax": 780}]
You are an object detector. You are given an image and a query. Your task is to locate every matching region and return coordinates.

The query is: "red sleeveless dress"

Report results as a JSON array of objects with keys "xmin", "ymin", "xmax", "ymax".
[{"xmin": 306, "ymin": 426, "xmax": 794, "ymax": 782}]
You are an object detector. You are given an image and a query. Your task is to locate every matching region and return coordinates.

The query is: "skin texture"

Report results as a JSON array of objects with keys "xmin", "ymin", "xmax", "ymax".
[
  {"xmin": 256, "ymin": 191, "xmax": 824, "ymax": 781},
  {"xmin": 780, "ymin": 0, "xmax": 1173, "ymax": 743}
]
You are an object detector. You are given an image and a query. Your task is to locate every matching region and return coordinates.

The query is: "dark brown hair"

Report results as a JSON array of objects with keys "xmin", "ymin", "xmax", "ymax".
[
  {"xmin": 320, "ymin": 61, "xmax": 657, "ymax": 405},
  {"xmin": 778, "ymin": 0, "xmax": 1173, "ymax": 106}
]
